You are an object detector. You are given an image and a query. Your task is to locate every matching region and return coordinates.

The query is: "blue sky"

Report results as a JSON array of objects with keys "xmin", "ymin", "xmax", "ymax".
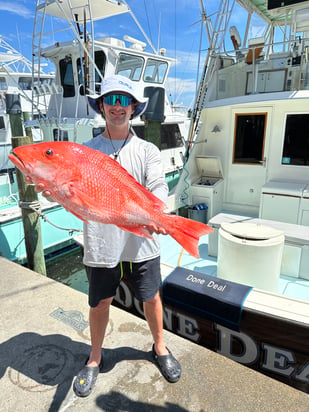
[{"xmin": 0, "ymin": 0, "xmax": 265, "ymax": 108}]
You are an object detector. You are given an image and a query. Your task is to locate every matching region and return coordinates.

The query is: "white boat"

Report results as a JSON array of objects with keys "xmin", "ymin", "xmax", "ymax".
[
  {"xmin": 0, "ymin": 37, "xmax": 65, "ymax": 263},
  {"xmin": 0, "ymin": 36, "xmax": 54, "ymax": 173},
  {"xmin": 157, "ymin": 0, "xmax": 309, "ymax": 394},
  {"xmin": 0, "ymin": 0, "xmax": 192, "ymax": 263},
  {"xmin": 30, "ymin": 0, "xmax": 190, "ymax": 183}
]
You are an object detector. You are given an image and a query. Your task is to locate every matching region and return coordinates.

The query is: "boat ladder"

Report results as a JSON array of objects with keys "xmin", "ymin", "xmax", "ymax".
[{"xmin": 187, "ymin": 0, "xmax": 235, "ymax": 152}]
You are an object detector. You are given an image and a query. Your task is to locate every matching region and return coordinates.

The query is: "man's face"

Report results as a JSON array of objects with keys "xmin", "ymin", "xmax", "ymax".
[{"xmin": 100, "ymin": 93, "xmax": 135, "ymax": 126}]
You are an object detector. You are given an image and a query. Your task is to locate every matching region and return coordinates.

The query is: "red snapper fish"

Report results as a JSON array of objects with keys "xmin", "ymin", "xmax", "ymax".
[{"xmin": 9, "ymin": 142, "xmax": 213, "ymax": 258}]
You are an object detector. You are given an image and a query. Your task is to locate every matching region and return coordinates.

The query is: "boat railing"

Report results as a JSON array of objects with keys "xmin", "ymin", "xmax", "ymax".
[
  {"xmin": 33, "ymin": 82, "xmax": 62, "ymax": 97},
  {"xmin": 32, "ymin": 82, "xmax": 63, "ymax": 120},
  {"xmin": 206, "ymin": 35, "xmax": 309, "ymax": 99},
  {"xmin": 74, "ymin": 83, "xmax": 89, "ymax": 119}
]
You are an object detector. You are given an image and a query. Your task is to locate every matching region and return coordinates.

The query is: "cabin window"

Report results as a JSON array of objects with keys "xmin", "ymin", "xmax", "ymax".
[
  {"xmin": 133, "ymin": 123, "xmax": 183, "ymax": 149},
  {"xmin": 31, "ymin": 77, "xmax": 52, "ymax": 88},
  {"xmin": 282, "ymin": 114, "xmax": 309, "ymax": 166},
  {"xmin": 116, "ymin": 53, "xmax": 144, "ymax": 80},
  {"xmin": 144, "ymin": 59, "xmax": 168, "ymax": 84},
  {"xmin": 0, "ymin": 77, "xmax": 7, "ymax": 90},
  {"xmin": 233, "ymin": 113, "xmax": 266, "ymax": 164},
  {"xmin": 40, "ymin": 77, "xmax": 54, "ymax": 86},
  {"xmin": 59, "ymin": 56, "xmax": 75, "ymax": 98},
  {"xmin": 53, "ymin": 128, "xmax": 68, "ymax": 141},
  {"xmin": 94, "ymin": 51, "xmax": 106, "ymax": 93},
  {"xmin": 77, "ymin": 50, "xmax": 106, "ymax": 95},
  {"xmin": 18, "ymin": 77, "xmax": 32, "ymax": 90},
  {"xmin": 161, "ymin": 124, "xmax": 183, "ymax": 149}
]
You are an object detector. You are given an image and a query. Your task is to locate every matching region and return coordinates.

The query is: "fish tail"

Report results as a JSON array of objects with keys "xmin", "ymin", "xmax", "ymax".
[{"xmin": 162, "ymin": 214, "xmax": 214, "ymax": 258}]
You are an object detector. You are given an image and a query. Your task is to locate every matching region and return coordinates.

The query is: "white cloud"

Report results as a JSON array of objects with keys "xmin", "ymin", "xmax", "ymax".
[
  {"xmin": 0, "ymin": 1, "xmax": 33, "ymax": 19},
  {"xmin": 166, "ymin": 76, "xmax": 197, "ymax": 108}
]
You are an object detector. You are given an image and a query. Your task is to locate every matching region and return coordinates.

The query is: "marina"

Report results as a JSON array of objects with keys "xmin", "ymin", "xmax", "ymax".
[{"xmin": 1, "ymin": 0, "xmax": 309, "ymax": 398}]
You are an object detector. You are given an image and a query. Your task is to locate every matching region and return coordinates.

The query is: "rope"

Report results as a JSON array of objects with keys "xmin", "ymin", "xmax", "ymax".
[
  {"xmin": 19, "ymin": 200, "xmax": 41, "ymax": 212},
  {"xmin": 18, "ymin": 200, "xmax": 82, "ymax": 236}
]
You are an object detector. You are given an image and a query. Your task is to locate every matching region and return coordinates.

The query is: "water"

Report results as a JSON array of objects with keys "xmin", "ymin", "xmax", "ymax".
[
  {"xmin": 46, "ymin": 246, "xmax": 88, "ymax": 295},
  {"xmin": 45, "ymin": 237, "xmax": 309, "ymax": 303}
]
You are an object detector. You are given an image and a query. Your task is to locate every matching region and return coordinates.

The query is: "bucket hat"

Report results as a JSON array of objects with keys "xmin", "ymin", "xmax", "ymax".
[{"xmin": 87, "ymin": 74, "xmax": 148, "ymax": 119}]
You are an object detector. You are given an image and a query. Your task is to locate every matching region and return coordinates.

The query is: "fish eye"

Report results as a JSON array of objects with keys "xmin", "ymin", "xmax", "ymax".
[{"xmin": 45, "ymin": 149, "xmax": 53, "ymax": 157}]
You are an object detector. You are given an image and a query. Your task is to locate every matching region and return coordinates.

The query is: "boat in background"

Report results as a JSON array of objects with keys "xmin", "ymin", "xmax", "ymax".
[
  {"xmin": 1, "ymin": 0, "xmax": 192, "ymax": 263},
  {"xmin": 29, "ymin": 0, "xmax": 190, "ymax": 185},
  {"xmin": 0, "ymin": 37, "xmax": 64, "ymax": 263},
  {"xmin": 0, "ymin": 36, "xmax": 54, "ymax": 173}
]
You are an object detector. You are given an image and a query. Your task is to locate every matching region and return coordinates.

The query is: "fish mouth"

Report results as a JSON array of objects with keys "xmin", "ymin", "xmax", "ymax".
[{"xmin": 8, "ymin": 150, "xmax": 27, "ymax": 173}]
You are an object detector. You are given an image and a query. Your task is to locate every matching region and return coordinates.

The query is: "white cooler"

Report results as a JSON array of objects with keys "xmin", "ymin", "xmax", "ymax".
[{"xmin": 217, "ymin": 222, "xmax": 284, "ymax": 292}]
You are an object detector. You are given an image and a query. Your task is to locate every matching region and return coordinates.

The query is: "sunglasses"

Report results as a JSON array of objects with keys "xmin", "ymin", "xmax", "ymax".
[{"xmin": 103, "ymin": 94, "xmax": 133, "ymax": 107}]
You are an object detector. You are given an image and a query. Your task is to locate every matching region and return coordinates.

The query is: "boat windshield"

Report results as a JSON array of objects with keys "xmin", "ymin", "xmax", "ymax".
[
  {"xmin": 116, "ymin": 53, "xmax": 144, "ymax": 81},
  {"xmin": 143, "ymin": 59, "xmax": 168, "ymax": 84},
  {"xmin": 115, "ymin": 53, "xmax": 168, "ymax": 84}
]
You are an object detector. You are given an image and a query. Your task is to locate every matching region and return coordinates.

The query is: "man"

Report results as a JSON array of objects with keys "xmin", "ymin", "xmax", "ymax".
[{"xmin": 73, "ymin": 74, "xmax": 181, "ymax": 397}]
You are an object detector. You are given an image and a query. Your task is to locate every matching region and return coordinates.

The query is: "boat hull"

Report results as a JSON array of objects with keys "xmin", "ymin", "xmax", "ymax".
[
  {"xmin": 0, "ymin": 202, "xmax": 82, "ymax": 263},
  {"xmin": 112, "ymin": 271, "xmax": 309, "ymax": 394}
]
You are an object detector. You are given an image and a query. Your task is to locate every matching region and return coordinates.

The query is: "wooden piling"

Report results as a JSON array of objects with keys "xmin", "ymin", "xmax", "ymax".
[
  {"xmin": 144, "ymin": 120, "xmax": 161, "ymax": 150},
  {"xmin": 23, "ymin": 111, "xmax": 33, "ymax": 139},
  {"xmin": 11, "ymin": 136, "xmax": 47, "ymax": 275}
]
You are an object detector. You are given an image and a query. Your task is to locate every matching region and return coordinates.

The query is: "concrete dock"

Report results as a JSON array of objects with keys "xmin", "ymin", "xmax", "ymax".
[{"xmin": 0, "ymin": 257, "xmax": 308, "ymax": 412}]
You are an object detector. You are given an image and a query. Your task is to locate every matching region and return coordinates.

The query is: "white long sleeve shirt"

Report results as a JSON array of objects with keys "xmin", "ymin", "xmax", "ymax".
[{"xmin": 82, "ymin": 134, "xmax": 168, "ymax": 268}]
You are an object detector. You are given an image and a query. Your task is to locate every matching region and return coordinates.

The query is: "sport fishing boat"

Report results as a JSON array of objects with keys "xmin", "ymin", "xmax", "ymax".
[
  {"xmin": 30, "ymin": 0, "xmax": 189, "ymax": 185},
  {"xmin": 0, "ymin": 37, "xmax": 54, "ymax": 170},
  {"xmin": 80, "ymin": 0, "xmax": 307, "ymax": 394},
  {"xmin": 0, "ymin": 37, "xmax": 54, "ymax": 173},
  {"xmin": 163, "ymin": 0, "xmax": 309, "ymax": 394},
  {"xmin": 0, "ymin": 37, "xmax": 61, "ymax": 262},
  {"xmin": 0, "ymin": 0, "xmax": 191, "ymax": 263}
]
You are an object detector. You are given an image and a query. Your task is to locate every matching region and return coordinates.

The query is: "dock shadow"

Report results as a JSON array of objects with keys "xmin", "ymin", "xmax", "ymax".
[
  {"xmin": 0, "ymin": 332, "xmax": 150, "ymax": 412},
  {"xmin": 96, "ymin": 391, "xmax": 190, "ymax": 411}
]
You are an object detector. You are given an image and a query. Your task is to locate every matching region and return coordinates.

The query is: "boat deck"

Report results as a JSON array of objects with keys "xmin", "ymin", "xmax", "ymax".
[
  {"xmin": 1, "ymin": 256, "xmax": 308, "ymax": 411},
  {"xmin": 160, "ymin": 234, "xmax": 309, "ymax": 303}
]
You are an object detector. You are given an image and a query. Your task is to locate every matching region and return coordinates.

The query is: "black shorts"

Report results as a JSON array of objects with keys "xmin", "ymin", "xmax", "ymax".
[{"xmin": 85, "ymin": 256, "xmax": 161, "ymax": 307}]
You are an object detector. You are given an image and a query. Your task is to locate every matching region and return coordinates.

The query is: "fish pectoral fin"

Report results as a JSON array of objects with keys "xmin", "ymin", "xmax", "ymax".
[
  {"xmin": 117, "ymin": 224, "xmax": 153, "ymax": 239},
  {"xmin": 67, "ymin": 184, "xmax": 101, "ymax": 208},
  {"xmin": 61, "ymin": 184, "xmax": 96, "ymax": 223}
]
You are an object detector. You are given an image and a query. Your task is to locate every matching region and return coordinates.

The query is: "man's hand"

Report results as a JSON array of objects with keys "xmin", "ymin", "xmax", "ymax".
[
  {"xmin": 145, "ymin": 222, "xmax": 167, "ymax": 235},
  {"xmin": 25, "ymin": 176, "xmax": 53, "ymax": 200}
]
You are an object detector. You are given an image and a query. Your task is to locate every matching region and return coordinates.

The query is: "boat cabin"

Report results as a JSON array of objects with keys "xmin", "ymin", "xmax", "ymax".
[{"xmin": 173, "ymin": 0, "xmax": 309, "ymax": 220}]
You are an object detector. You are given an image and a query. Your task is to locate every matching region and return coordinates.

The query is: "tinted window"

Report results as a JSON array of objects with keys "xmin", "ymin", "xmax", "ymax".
[
  {"xmin": 233, "ymin": 114, "xmax": 266, "ymax": 164},
  {"xmin": 282, "ymin": 114, "xmax": 309, "ymax": 166}
]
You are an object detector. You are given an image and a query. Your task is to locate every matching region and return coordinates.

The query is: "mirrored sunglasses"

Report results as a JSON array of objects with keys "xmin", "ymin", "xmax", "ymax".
[{"xmin": 103, "ymin": 94, "xmax": 133, "ymax": 107}]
